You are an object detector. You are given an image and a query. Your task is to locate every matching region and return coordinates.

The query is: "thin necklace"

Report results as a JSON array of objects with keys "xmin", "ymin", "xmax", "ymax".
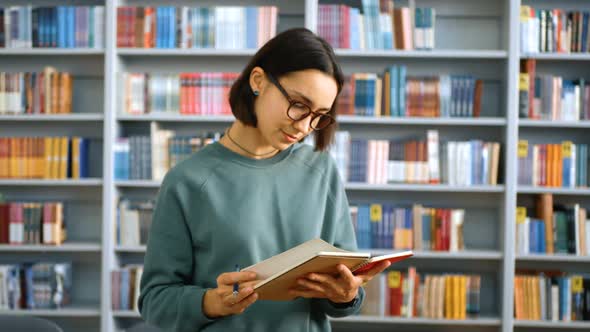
[{"xmin": 225, "ymin": 127, "xmax": 279, "ymax": 157}]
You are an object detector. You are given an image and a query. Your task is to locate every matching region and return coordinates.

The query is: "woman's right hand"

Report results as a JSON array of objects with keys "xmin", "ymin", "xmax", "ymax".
[{"xmin": 202, "ymin": 270, "xmax": 259, "ymax": 318}]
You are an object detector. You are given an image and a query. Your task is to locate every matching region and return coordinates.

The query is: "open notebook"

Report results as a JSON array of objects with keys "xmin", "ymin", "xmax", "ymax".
[{"xmin": 242, "ymin": 238, "xmax": 413, "ymax": 301}]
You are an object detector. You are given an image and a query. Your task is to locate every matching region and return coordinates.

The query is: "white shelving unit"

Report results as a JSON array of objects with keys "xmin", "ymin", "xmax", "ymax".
[{"xmin": 1, "ymin": 0, "xmax": 588, "ymax": 332}]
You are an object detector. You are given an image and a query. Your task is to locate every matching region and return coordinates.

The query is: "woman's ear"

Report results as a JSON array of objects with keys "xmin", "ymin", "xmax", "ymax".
[{"xmin": 249, "ymin": 66, "xmax": 266, "ymax": 95}]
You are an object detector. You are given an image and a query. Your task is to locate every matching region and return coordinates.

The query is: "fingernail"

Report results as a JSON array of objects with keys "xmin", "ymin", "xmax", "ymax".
[{"xmin": 243, "ymin": 287, "xmax": 252, "ymax": 293}]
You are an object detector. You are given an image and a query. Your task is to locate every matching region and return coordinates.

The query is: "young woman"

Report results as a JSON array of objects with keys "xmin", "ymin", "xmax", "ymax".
[{"xmin": 138, "ymin": 28, "xmax": 390, "ymax": 331}]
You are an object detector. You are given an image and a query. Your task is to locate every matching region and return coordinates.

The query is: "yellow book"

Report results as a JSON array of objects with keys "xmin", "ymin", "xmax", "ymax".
[
  {"xmin": 51, "ymin": 137, "xmax": 60, "ymax": 179},
  {"xmin": 44, "ymin": 138, "xmax": 52, "ymax": 179},
  {"xmin": 59, "ymin": 137, "xmax": 69, "ymax": 179},
  {"xmin": 459, "ymin": 275, "xmax": 467, "ymax": 319},
  {"xmin": 72, "ymin": 137, "xmax": 80, "ymax": 179},
  {"xmin": 453, "ymin": 275, "xmax": 461, "ymax": 319},
  {"xmin": 444, "ymin": 275, "xmax": 452, "ymax": 319}
]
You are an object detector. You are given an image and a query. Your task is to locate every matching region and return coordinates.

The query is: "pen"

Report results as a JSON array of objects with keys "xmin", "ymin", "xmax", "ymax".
[{"xmin": 233, "ymin": 264, "xmax": 240, "ymax": 298}]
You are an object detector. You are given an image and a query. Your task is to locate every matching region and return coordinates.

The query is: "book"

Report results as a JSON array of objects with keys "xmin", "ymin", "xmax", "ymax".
[{"xmin": 242, "ymin": 238, "xmax": 413, "ymax": 301}]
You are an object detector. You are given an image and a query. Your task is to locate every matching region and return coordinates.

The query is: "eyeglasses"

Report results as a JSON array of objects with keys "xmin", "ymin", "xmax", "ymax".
[{"xmin": 265, "ymin": 73, "xmax": 335, "ymax": 130}]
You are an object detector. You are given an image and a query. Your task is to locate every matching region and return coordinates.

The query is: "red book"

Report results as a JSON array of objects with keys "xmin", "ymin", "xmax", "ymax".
[{"xmin": 388, "ymin": 271, "xmax": 404, "ymax": 316}]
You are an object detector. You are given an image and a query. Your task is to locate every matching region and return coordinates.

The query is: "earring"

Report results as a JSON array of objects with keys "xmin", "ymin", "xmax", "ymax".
[{"xmin": 253, "ymin": 90, "xmax": 259, "ymax": 96}]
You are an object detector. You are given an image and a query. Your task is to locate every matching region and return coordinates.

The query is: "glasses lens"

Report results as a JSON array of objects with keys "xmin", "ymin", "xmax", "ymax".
[
  {"xmin": 287, "ymin": 103, "xmax": 311, "ymax": 121},
  {"xmin": 311, "ymin": 114, "xmax": 334, "ymax": 130}
]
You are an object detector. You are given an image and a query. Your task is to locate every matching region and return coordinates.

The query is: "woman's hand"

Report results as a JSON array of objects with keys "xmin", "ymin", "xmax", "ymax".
[
  {"xmin": 289, "ymin": 261, "xmax": 391, "ymax": 303},
  {"xmin": 202, "ymin": 271, "xmax": 259, "ymax": 318}
]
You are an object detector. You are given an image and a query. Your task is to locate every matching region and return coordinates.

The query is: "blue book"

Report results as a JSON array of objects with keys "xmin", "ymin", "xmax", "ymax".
[
  {"xmin": 350, "ymin": 8, "xmax": 360, "ymax": 50},
  {"xmin": 422, "ymin": 210, "xmax": 431, "ymax": 249},
  {"xmin": 398, "ymin": 66, "xmax": 407, "ymax": 117},
  {"xmin": 79, "ymin": 138, "xmax": 90, "ymax": 178},
  {"xmin": 245, "ymin": 7, "xmax": 258, "ymax": 49},
  {"xmin": 155, "ymin": 7, "xmax": 162, "ymax": 48},
  {"xmin": 57, "ymin": 7, "xmax": 65, "ymax": 48},
  {"xmin": 537, "ymin": 219, "xmax": 546, "ymax": 253},
  {"xmin": 169, "ymin": 7, "xmax": 176, "ymax": 48},
  {"xmin": 389, "ymin": 66, "xmax": 398, "ymax": 116},
  {"xmin": 120, "ymin": 269, "xmax": 130, "ymax": 310},
  {"xmin": 68, "ymin": 7, "xmax": 75, "ymax": 48},
  {"xmin": 529, "ymin": 219, "xmax": 538, "ymax": 253},
  {"xmin": 24, "ymin": 265, "xmax": 35, "ymax": 309},
  {"xmin": 366, "ymin": 76, "xmax": 376, "ymax": 116}
]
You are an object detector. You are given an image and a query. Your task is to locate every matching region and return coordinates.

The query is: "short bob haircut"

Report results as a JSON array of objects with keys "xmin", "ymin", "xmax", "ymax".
[{"xmin": 228, "ymin": 28, "xmax": 344, "ymax": 151}]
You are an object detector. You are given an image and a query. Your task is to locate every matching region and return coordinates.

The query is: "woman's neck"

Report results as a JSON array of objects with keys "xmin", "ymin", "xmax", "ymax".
[{"xmin": 220, "ymin": 121, "xmax": 280, "ymax": 159}]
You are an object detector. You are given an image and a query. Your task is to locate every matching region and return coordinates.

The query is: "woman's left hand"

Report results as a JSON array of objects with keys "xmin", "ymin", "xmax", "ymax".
[{"xmin": 288, "ymin": 260, "xmax": 391, "ymax": 303}]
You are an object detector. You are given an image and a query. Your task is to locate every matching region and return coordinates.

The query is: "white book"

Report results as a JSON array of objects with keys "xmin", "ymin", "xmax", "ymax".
[
  {"xmin": 120, "ymin": 203, "xmax": 140, "ymax": 247},
  {"xmin": 94, "ymin": 6, "xmax": 105, "ymax": 49},
  {"xmin": 551, "ymin": 284, "xmax": 559, "ymax": 321},
  {"xmin": 539, "ymin": 276, "xmax": 547, "ymax": 320},
  {"xmin": 427, "ymin": 130, "xmax": 440, "ymax": 183},
  {"xmin": 243, "ymin": 238, "xmax": 413, "ymax": 301},
  {"xmin": 450, "ymin": 209, "xmax": 465, "ymax": 252}
]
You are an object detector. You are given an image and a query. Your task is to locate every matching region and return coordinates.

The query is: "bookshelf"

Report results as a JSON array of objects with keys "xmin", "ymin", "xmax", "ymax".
[{"xmin": 0, "ymin": 0, "xmax": 588, "ymax": 332}]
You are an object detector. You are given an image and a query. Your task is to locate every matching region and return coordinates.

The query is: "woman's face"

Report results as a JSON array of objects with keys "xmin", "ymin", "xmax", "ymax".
[{"xmin": 252, "ymin": 69, "xmax": 338, "ymax": 150}]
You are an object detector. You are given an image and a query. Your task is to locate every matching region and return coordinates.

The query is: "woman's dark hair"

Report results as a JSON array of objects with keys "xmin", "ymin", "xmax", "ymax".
[{"xmin": 229, "ymin": 28, "xmax": 344, "ymax": 151}]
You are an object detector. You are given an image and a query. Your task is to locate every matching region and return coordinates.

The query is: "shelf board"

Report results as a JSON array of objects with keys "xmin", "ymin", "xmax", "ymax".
[
  {"xmin": 516, "ymin": 254, "xmax": 590, "ymax": 263},
  {"xmin": 519, "ymin": 119, "xmax": 590, "ymax": 128},
  {"xmin": 0, "ymin": 306, "xmax": 101, "ymax": 317},
  {"xmin": 0, "ymin": 48, "xmax": 104, "ymax": 55},
  {"xmin": 115, "ymin": 180, "xmax": 160, "ymax": 188},
  {"xmin": 335, "ymin": 49, "xmax": 508, "ymax": 59},
  {"xmin": 118, "ymin": 114, "xmax": 506, "ymax": 126},
  {"xmin": 0, "ymin": 179, "xmax": 103, "ymax": 186},
  {"xmin": 117, "ymin": 114, "xmax": 233, "ymax": 122},
  {"xmin": 0, "ymin": 243, "xmax": 101, "ymax": 252},
  {"xmin": 338, "ymin": 116, "xmax": 506, "ymax": 126},
  {"xmin": 0, "ymin": 114, "xmax": 104, "ymax": 122},
  {"xmin": 514, "ymin": 320, "xmax": 590, "ymax": 329},
  {"xmin": 368, "ymin": 249, "xmax": 502, "ymax": 260},
  {"xmin": 331, "ymin": 316, "xmax": 501, "ymax": 326},
  {"xmin": 115, "ymin": 245, "xmax": 147, "ymax": 253},
  {"xmin": 345, "ymin": 183, "xmax": 505, "ymax": 193},
  {"xmin": 117, "ymin": 48, "xmax": 255, "ymax": 56},
  {"xmin": 517, "ymin": 186, "xmax": 590, "ymax": 195},
  {"xmin": 116, "ymin": 181, "xmax": 505, "ymax": 192},
  {"xmin": 112, "ymin": 310, "xmax": 141, "ymax": 318},
  {"xmin": 521, "ymin": 53, "xmax": 590, "ymax": 61}
]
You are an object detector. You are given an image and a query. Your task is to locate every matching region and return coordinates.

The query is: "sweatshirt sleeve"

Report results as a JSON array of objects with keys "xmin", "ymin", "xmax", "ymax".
[
  {"xmin": 311, "ymin": 155, "xmax": 365, "ymax": 317},
  {"xmin": 138, "ymin": 174, "xmax": 216, "ymax": 331}
]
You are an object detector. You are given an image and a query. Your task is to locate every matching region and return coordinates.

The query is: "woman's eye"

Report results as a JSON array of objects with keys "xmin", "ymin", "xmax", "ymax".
[{"xmin": 292, "ymin": 102, "xmax": 307, "ymax": 109}]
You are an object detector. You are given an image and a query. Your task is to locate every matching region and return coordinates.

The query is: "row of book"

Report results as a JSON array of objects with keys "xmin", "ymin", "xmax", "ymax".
[
  {"xmin": 514, "ymin": 273, "xmax": 590, "ymax": 321},
  {"xmin": 323, "ymin": 130, "xmax": 501, "ymax": 186},
  {"xmin": 318, "ymin": 1, "xmax": 435, "ymax": 51},
  {"xmin": 517, "ymin": 205, "xmax": 589, "ymax": 256},
  {"xmin": 350, "ymin": 203, "xmax": 465, "ymax": 252},
  {"xmin": 114, "ymin": 127, "xmax": 220, "ymax": 181},
  {"xmin": 121, "ymin": 68, "xmax": 484, "ymax": 118},
  {"xmin": 116, "ymin": 199, "xmax": 153, "ymax": 247},
  {"xmin": 0, "ymin": 6, "xmax": 104, "ymax": 48},
  {"xmin": 0, "ymin": 137, "xmax": 90, "ymax": 179},
  {"xmin": 520, "ymin": 6, "xmax": 590, "ymax": 54},
  {"xmin": 517, "ymin": 140, "xmax": 589, "ymax": 188},
  {"xmin": 519, "ymin": 59, "xmax": 590, "ymax": 120},
  {"xmin": 0, "ymin": 68, "xmax": 73, "ymax": 115},
  {"xmin": 122, "ymin": 72, "xmax": 238, "ymax": 115},
  {"xmin": 0, "ymin": 201, "xmax": 65, "ymax": 245},
  {"xmin": 0, "ymin": 262, "xmax": 72, "ymax": 310},
  {"xmin": 336, "ymin": 69, "xmax": 483, "ymax": 118},
  {"xmin": 116, "ymin": 6, "xmax": 277, "ymax": 49},
  {"xmin": 111, "ymin": 265, "xmax": 143, "ymax": 312},
  {"xmin": 361, "ymin": 268, "xmax": 481, "ymax": 319},
  {"xmin": 516, "ymin": 194, "xmax": 590, "ymax": 256}
]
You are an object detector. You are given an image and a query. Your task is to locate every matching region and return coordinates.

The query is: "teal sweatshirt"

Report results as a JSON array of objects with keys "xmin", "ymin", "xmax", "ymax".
[{"xmin": 138, "ymin": 141, "xmax": 365, "ymax": 332}]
